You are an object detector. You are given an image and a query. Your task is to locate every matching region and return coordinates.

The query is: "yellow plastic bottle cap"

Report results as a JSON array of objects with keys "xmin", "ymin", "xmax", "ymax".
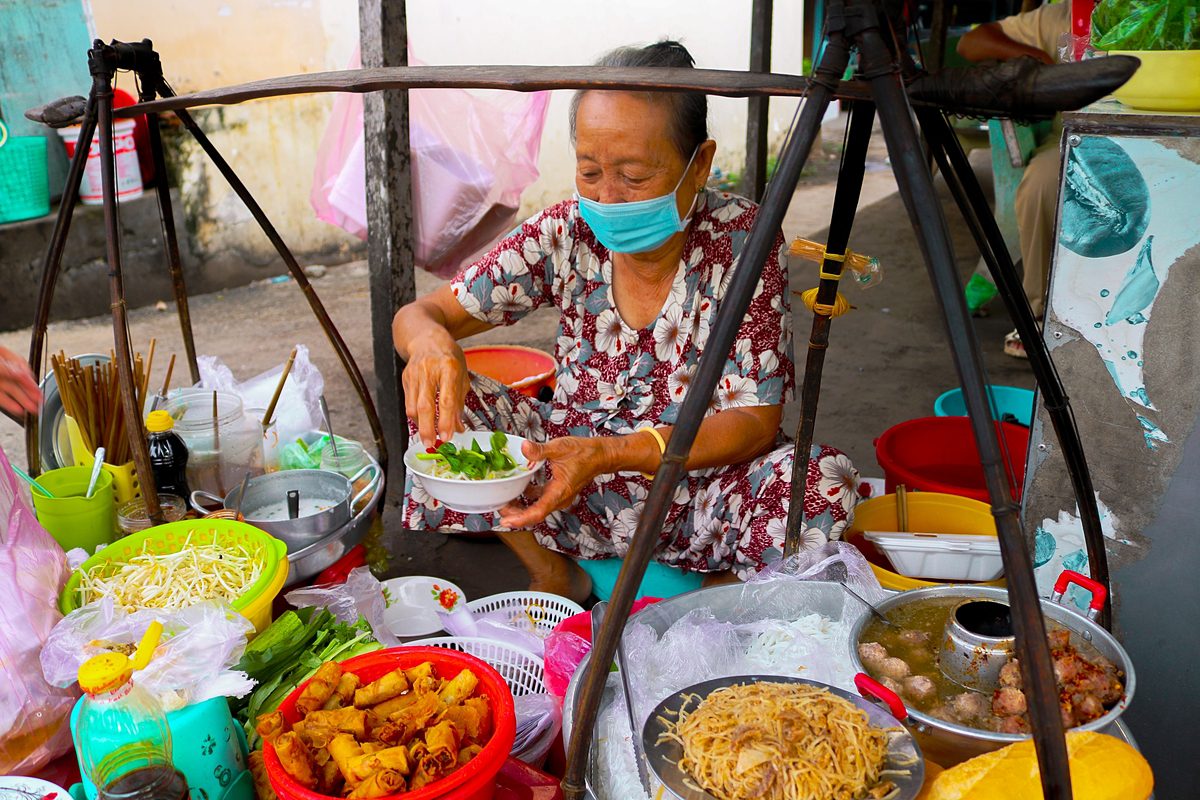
[
  {"xmin": 78, "ymin": 652, "xmax": 133, "ymax": 695},
  {"xmin": 145, "ymin": 410, "xmax": 175, "ymax": 433}
]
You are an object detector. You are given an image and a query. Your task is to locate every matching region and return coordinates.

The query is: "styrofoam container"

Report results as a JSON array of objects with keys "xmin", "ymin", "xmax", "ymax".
[
  {"xmin": 863, "ymin": 530, "xmax": 1003, "ymax": 581},
  {"xmin": 403, "ymin": 430, "xmax": 541, "ymax": 513}
]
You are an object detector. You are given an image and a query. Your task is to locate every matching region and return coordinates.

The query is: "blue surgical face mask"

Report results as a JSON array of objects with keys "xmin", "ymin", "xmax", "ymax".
[{"xmin": 575, "ymin": 148, "xmax": 699, "ymax": 254}]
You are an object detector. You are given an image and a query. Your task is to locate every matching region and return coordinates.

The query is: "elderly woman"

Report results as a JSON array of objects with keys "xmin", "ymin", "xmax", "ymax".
[{"xmin": 393, "ymin": 41, "xmax": 860, "ymax": 601}]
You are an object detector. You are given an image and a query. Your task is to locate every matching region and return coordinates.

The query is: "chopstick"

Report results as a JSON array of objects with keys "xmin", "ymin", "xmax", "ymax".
[
  {"xmin": 261, "ymin": 347, "xmax": 297, "ymax": 429},
  {"xmin": 896, "ymin": 484, "xmax": 909, "ymax": 533}
]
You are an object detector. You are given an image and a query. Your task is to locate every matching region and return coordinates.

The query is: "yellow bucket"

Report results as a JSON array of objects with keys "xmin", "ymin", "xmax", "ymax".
[
  {"xmin": 846, "ymin": 491, "xmax": 1006, "ymax": 590},
  {"xmin": 60, "ymin": 518, "xmax": 289, "ymax": 635},
  {"xmin": 1109, "ymin": 50, "xmax": 1200, "ymax": 112},
  {"xmin": 65, "ymin": 414, "xmax": 142, "ymax": 503}
]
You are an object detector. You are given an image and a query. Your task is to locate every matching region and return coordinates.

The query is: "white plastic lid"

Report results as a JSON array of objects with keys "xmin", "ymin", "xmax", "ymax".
[{"xmin": 862, "ymin": 531, "xmax": 1001, "ymax": 553}]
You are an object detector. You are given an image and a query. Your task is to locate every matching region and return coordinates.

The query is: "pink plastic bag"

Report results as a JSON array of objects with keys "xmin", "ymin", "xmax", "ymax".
[
  {"xmin": 312, "ymin": 50, "xmax": 550, "ymax": 278},
  {"xmin": 0, "ymin": 446, "xmax": 77, "ymax": 774}
]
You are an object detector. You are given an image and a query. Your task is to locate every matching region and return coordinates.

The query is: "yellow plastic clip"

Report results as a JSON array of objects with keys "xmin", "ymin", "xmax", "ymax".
[
  {"xmin": 818, "ymin": 268, "xmax": 845, "ymax": 282},
  {"xmin": 131, "ymin": 621, "xmax": 164, "ymax": 671},
  {"xmin": 822, "ymin": 251, "xmax": 847, "ymax": 262}
]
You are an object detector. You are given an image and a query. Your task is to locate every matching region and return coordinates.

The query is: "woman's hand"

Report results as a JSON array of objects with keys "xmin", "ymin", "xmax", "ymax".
[
  {"xmin": 0, "ymin": 347, "xmax": 41, "ymax": 417},
  {"xmin": 401, "ymin": 336, "xmax": 469, "ymax": 445},
  {"xmin": 499, "ymin": 436, "xmax": 622, "ymax": 529}
]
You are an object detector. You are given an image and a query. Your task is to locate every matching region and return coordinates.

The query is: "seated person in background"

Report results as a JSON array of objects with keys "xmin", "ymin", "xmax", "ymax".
[
  {"xmin": 958, "ymin": 0, "xmax": 1070, "ymax": 358},
  {"xmin": 0, "ymin": 346, "xmax": 41, "ymax": 417},
  {"xmin": 392, "ymin": 40, "xmax": 861, "ymax": 602}
]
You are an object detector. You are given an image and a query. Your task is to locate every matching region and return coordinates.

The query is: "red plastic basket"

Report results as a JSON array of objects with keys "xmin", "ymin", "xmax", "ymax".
[{"xmin": 264, "ymin": 646, "xmax": 517, "ymax": 800}]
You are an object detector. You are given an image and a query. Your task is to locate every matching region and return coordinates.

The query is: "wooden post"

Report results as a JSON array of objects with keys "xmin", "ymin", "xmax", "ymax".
[
  {"xmin": 741, "ymin": 0, "xmax": 773, "ymax": 202},
  {"xmin": 358, "ymin": 0, "xmax": 415, "ymax": 490}
]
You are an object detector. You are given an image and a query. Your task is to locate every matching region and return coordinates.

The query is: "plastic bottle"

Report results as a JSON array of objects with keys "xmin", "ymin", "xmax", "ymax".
[
  {"xmin": 145, "ymin": 410, "xmax": 191, "ymax": 499},
  {"xmin": 74, "ymin": 622, "xmax": 190, "ymax": 800}
]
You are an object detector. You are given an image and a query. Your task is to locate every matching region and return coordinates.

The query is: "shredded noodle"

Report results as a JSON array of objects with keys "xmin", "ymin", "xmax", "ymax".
[{"xmin": 659, "ymin": 682, "xmax": 897, "ymax": 800}]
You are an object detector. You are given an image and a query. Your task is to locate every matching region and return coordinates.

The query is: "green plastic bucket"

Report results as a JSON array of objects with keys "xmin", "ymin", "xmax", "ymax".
[
  {"xmin": 31, "ymin": 466, "xmax": 116, "ymax": 554},
  {"xmin": 0, "ymin": 121, "xmax": 51, "ymax": 224}
]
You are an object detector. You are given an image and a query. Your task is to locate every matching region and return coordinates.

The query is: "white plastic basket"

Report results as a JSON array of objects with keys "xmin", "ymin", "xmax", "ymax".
[
  {"xmin": 466, "ymin": 591, "xmax": 585, "ymax": 638},
  {"xmin": 405, "ymin": 636, "xmax": 546, "ymax": 697}
]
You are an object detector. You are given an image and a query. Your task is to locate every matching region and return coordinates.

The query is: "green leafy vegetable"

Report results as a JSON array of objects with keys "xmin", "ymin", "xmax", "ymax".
[
  {"xmin": 1092, "ymin": 0, "xmax": 1199, "ymax": 51},
  {"xmin": 415, "ymin": 433, "xmax": 524, "ymax": 480}
]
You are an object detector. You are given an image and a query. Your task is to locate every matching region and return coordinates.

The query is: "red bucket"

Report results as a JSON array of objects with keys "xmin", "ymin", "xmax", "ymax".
[
  {"xmin": 875, "ymin": 416, "xmax": 1029, "ymax": 502},
  {"xmin": 264, "ymin": 646, "xmax": 517, "ymax": 800},
  {"xmin": 462, "ymin": 346, "xmax": 556, "ymax": 398}
]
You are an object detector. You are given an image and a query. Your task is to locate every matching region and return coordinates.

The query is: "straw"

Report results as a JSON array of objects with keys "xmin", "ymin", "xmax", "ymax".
[
  {"xmin": 12, "ymin": 464, "xmax": 54, "ymax": 498},
  {"xmin": 261, "ymin": 347, "xmax": 297, "ymax": 429}
]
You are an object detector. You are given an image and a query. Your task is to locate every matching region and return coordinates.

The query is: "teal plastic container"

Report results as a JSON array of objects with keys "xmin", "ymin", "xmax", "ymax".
[
  {"xmin": 934, "ymin": 385, "xmax": 1036, "ymax": 428},
  {"xmin": 70, "ymin": 696, "xmax": 253, "ymax": 800},
  {"xmin": 577, "ymin": 558, "xmax": 704, "ymax": 601},
  {"xmin": 0, "ymin": 124, "xmax": 51, "ymax": 224}
]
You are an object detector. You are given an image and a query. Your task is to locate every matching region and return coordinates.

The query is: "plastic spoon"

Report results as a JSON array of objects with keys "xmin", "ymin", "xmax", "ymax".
[
  {"xmin": 85, "ymin": 447, "xmax": 106, "ymax": 499},
  {"xmin": 12, "ymin": 464, "xmax": 54, "ymax": 498}
]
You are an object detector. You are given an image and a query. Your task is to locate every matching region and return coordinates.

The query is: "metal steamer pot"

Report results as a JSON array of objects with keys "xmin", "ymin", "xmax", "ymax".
[
  {"xmin": 848, "ymin": 571, "xmax": 1136, "ymax": 767},
  {"xmin": 191, "ymin": 465, "xmax": 378, "ymax": 550}
]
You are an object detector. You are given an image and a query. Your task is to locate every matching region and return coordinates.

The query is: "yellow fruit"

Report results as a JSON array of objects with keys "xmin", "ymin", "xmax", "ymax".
[{"xmin": 926, "ymin": 731, "xmax": 1153, "ymax": 800}]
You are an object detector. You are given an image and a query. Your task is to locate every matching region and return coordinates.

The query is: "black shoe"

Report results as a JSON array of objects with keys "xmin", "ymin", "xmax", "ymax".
[{"xmin": 907, "ymin": 55, "xmax": 1141, "ymax": 122}]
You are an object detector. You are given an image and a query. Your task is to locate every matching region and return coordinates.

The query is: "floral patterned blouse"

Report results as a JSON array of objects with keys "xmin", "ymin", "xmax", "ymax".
[{"xmin": 450, "ymin": 188, "xmax": 793, "ymax": 437}]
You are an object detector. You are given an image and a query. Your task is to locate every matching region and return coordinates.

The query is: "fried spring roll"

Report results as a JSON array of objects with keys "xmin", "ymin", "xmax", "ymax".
[
  {"xmin": 360, "ymin": 742, "xmax": 388, "ymax": 755},
  {"xmin": 318, "ymin": 757, "xmax": 344, "ymax": 795},
  {"xmin": 255, "ymin": 710, "xmax": 289, "ymax": 744},
  {"xmin": 302, "ymin": 707, "xmax": 368, "ymax": 739},
  {"xmin": 371, "ymin": 688, "xmax": 423, "ymax": 720},
  {"xmin": 293, "ymin": 719, "xmax": 337, "ymax": 749},
  {"xmin": 456, "ymin": 743, "xmax": 483, "ymax": 768},
  {"xmin": 438, "ymin": 703, "xmax": 483, "ymax": 740},
  {"xmin": 420, "ymin": 720, "xmax": 460, "ymax": 774},
  {"xmin": 354, "ymin": 668, "xmax": 409, "ymax": 708},
  {"xmin": 409, "ymin": 762, "xmax": 436, "ymax": 791},
  {"xmin": 464, "ymin": 696, "xmax": 492, "ymax": 736},
  {"xmin": 322, "ymin": 672, "xmax": 363, "ymax": 710},
  {"xmin": 274, "ymin": 731, "xmax": 318, "ymax": 789},
  {"xmin": 404, "ymin": 662, "xmax": 435, "ymax": 684},
  {"xmin": 389, "ymin": 692, "xmax": 441, "ymax": 742},
  {"xmin": 346, "ymin": 768, "xmax": 405, "ymax": 799},
  {"xmin": 370, "ymin": 720, "xmax": 404, "ymax": 747},
  {"xmin": 438, "ymin": 669, "xmax": 478, "ymax": 707},
  {"xmin": 328, "ymin": 732, "xmax": 365, "ymax": 784},
  {"xmin": 295, "ymin": 662, "xmax": 343, "ymax": 717},
  {"xmin": 346, "ymin": 745, "xmax": 412, "ymax": 782},
  {"xmin": 248, "ymin": 750, "xmax": 279, "ymax": 800}
]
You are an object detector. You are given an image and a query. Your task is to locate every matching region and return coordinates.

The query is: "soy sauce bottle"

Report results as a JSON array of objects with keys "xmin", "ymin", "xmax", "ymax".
[
  {"xmin": 144, "ymin": 411, "xmax": 190, "ymax": 499},
  {"xmin": 74, "ymin": 622, "xmax": 190, "ymax": 800}
]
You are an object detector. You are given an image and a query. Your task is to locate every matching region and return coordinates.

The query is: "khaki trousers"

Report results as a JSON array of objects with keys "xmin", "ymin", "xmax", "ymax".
[{"xmin": 1014, "ymin": 142, "xmax": 1062, "ymax": 319}]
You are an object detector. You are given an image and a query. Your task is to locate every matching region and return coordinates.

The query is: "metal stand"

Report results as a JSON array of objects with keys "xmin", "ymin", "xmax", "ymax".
[
  {"xmin": 564, "ymin": 1, "xmax": 1075, "ymax": 797},
  {"xmin": 24, "ymin": 40, "xmax": 389, "ymax": 504}
]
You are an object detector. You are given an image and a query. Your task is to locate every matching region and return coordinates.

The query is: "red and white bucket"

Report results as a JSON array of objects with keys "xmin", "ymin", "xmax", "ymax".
[{"xmin": 57, "ymin": 118, "xmax": 144, "ymax": 204}]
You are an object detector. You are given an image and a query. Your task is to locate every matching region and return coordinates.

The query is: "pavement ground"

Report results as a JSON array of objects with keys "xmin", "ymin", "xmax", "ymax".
[{"xmin": 0, "ymin": 118, "xmax": 1034, "ymax": 600}]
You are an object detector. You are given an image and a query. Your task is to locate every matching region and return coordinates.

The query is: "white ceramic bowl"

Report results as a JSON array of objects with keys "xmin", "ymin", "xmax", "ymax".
[
  {"xmin": 403, "ymin": 430, "xmax": 540, "ymax": 514},
  {"xmin": 380, "ymin": 575, "xmax": 466, "ymax": 638}
]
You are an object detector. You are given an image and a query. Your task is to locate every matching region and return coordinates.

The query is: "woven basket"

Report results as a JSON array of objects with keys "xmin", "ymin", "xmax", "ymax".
[{"xmin": 0, "ymin": 122, "xmax": 50, "ymax": 224}]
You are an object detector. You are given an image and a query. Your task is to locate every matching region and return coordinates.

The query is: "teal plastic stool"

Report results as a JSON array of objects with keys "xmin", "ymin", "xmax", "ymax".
[{"xmin": 578, "ymin": 558, "xmax": 704, "ymax": 601}]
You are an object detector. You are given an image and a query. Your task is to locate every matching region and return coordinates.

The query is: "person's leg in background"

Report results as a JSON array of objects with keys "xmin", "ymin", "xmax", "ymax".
[{"xmin": 1008, "ymin": 141, "xmax": 1061, "ymax": 357}]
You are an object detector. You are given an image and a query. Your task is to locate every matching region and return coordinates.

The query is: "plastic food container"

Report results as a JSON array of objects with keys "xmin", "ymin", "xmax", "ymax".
[
  {"xmin": 264, "ymin": 647, "xmax": 516, "ymax": 800},
  {"xmin": 59, "ymin": 519, "xmax": 288, "ymax": 634},
  {"xmin": 863, "ymin": 531, "xmax": 1003, "ymax": 581},
  {"xmin": 165, "ymin": 389, "xmax": 266, "ymax": 499},
  {"xmin": 116, "ymin": 494, "xmax": 188, "ymax": 537}
]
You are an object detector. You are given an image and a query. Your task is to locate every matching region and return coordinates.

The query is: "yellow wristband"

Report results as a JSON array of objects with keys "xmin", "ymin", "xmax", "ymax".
[{"xmin": 636, "ymin": 425, "xmax": 667, "ymax": 479}]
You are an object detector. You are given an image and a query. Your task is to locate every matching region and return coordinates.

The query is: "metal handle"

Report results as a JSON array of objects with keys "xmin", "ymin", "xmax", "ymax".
[
  {"xmin": 287, "ymin": 489, "xmax": 300, "ymax": 520},
  {"xmin": 349, "ymin": 463, "xmax": 381, "ymax": 509},
  {"xmin": 1051, "ymin": 569, "xmax": 1108, "ymax": 620},
  {"xmin": 190, "ymin": 489, "xmax": 225, "ymax": 514},
  {"xmin": 855, "ymin": 672, "xmax": 908, "ymax": 722}
]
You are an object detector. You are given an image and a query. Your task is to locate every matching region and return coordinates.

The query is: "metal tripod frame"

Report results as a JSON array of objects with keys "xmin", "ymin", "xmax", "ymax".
[
  {"xmin": 23, "ymin": 40, "xmax": 389, "ymax": 513},
  {"xmin": 564, "ymin": 2, "xmax": 1078, "ymax": 797}
]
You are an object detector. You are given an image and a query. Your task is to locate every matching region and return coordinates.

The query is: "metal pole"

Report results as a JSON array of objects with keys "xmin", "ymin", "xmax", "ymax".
[
  {"xmin": 854, "ymin": 1, "xmax": 1072, "ymax": 794},
  {"xmin": 784, "ymin": 99, "xmax": 875, "ymax": 555},
  {"xmin": 918, "ymin": 106, "xmax": 1111, "ymax": 629},
  {"xmin": 25, "ymin": 93, "xmax": 99, "ymax": 474},
  {"xmin": 560, "ymin": 14, "xmax": 852, "ymax": 799},
  {"xmin": 91, "ymin": 42, "xmax": 164, "ymax": 525}
]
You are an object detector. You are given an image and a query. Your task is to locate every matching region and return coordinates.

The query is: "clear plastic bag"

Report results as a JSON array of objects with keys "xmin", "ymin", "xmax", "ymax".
[
  {"xmin": 311, "ymin": 49, "xmax": 550, "ymax": 278},
  {"xmin": 196, "ymin": 344, "xmax": 324, "ymax": 453},
  {"xmin": 0, "ymin": 445, "xmax": 77, "ymax": 774},
  {"xmin": 747, "ymin": 540, "xmax": 888, "ymax": 605},
  {"xmin": 284, "ymin": 566, "xmax": 400, "ymax": 648},
  {"xmin": 40, "ymin": 598, "xmax": 256, "ymax": 712}
]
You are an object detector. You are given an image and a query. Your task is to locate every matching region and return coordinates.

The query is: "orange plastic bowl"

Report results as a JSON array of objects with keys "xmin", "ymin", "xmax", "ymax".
[
  {"xmin": 264, "ymin": 646, "xmax": 516, "ymax": 800},
  {"xmin": 462, "ymin": 346, "xmax": 556, "ymax": 398}
]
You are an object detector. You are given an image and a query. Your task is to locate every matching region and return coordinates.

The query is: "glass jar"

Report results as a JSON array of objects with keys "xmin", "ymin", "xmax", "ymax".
[
  {"xmin": 319, "ymin": 437, "xmax": 368, "ymax": 478},
  {"xmin": 164, "ymin": 390, "xmax": 264, "ymax": 498},
  {"xmin": 116, "ymin": 494, "xmax": 188, "ymax": 537}
]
